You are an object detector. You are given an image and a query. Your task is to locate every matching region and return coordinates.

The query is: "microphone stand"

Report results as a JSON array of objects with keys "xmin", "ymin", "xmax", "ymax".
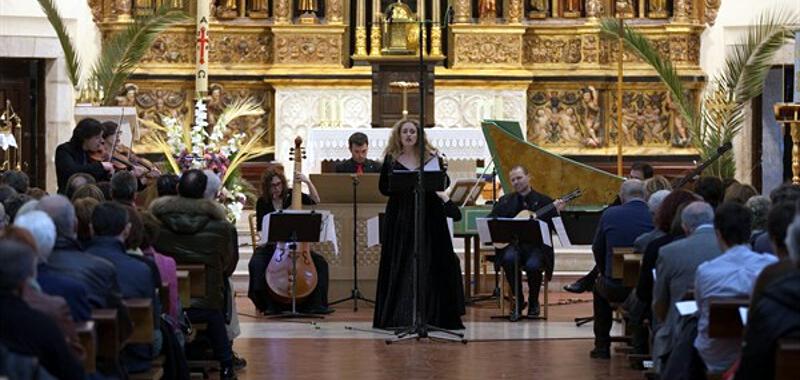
[{"xmin": 387, "ymin": 11, "xmax": 465, "ymax": 345}]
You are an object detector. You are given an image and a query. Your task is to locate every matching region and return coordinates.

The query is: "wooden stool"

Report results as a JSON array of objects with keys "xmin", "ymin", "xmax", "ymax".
[{"xmin": 499, "ymin": 267, "xmax": 549, "ymax": 320}]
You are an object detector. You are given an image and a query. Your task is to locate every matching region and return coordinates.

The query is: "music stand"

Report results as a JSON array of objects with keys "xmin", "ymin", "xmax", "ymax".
[
  {"xmin": 487, "ymin": 218, "xmax": 546, "ymax": 322},
  {"xmin": 329, "ymin": 174, "xmax": 383, "ymax": 311},
  {"xmin": 265, "ymin": 211, "xmax": 324, "ymax": 320}
]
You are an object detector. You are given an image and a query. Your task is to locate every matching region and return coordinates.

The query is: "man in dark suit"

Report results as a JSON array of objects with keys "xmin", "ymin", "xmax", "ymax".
[
  {"xmin": 591, "ymin": 179, "xmax": 654, "ymax": 359},
  {"xmin": 488, "ymin": 165, "xmax": 564, "ymax": 318},
  {"xmin": 335, "ymin": 132, "xmax": 381, "ymax": 174}
]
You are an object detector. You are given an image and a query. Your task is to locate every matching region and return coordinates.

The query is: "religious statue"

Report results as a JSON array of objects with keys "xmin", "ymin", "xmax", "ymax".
[
  {"xmin": 216, "ymin": 0, "xmax": 238, "ymax": 19},
  {"xmin": 585, "ymin": 0, "xmax": 604, "ymax": 18},
  {"xmin": 648, "ymin": 0, "xmax": 668, "ymax": 19},
  {"xmin": 580, "ymin": 87, "xmax": 603, "ymax": 148},
  {"xmin": 298, "ymin": 0, "xmax": 319, "ymax": 24},
  {"xmin": 116, "ymin": 83, "xmax": 139, "ymax": 107},
  {"xmin": 207, "ymin": 84, "xmax": 226, "ymax": 128},
  {"xmin": 248, "ymin": 0, "xmax": 268, "ymax": 18},
  {"xmin": 116, "ymin": 0, "xmax": 132, "ymax": 18},
  {"xmin": 562, "ymin": 0, "xmax": 581, "ymax": 18},
  {"xmin": 529, "ymin": 0, "xmax": 549, "ymax": 19},
  {"xmin": 478, "ymin": 0, "xmax": 497, "ymax": 23},
  {"xmin": 673, "ymin": 0, "xmax": 691, "ymax": 21},
  {"xmin": 615, "ymin": 0, "xmax": 635, "ymax": 18}
]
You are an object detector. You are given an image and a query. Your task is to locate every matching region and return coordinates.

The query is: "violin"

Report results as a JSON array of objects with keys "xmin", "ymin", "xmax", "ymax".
[
  {"xmin": 88, "ymin": 144, "xmax": 134, "ymax": 171},
  {"xmin": 265, "ymin": 136, "xmax": 319, "ymax": 304}
]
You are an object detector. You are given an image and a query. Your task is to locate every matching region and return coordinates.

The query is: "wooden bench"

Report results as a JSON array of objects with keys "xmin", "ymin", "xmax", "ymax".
[
  {"xmin": 91, "ymin": 309, "xmax": 120, "ymax": 365},
  {"xmin": 611, "ymin": 247, "xmax": 635, "ymax": 280},
  {"xmin": 177, "ymin": 270, "xmax": 191, "ymax": 309},
  {"xmin": 76, "ymin": 321, "xmax": 96, "ymax": 374},
  {"xmin": 776, "ymin": 338, "xmax": 800, "ymax": 380},
  {"xmin": 176, "ymin": 264, "xmax": 206, "ymax": 301},
  {"xmin": 122, "ymin": 298, "xmax": 154, "ymax": 344},
  {"xmin": 708, "ymin": 298, "xmax": 749, "ymax": 338},
  {"xmin": 622, "ymin": 253, "xmax": 643, "ymax": 288}
]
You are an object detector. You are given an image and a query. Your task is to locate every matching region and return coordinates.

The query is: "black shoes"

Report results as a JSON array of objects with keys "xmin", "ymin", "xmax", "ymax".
[
  {"xmin": 527, "ymin": 301, "xmax": 541, "ymax": 318},
  {"xmin": 563, "ymin": 280, "xmax": 592, "ymax": 294},
  {"xmin": 232, "ymin": 352, "xmax": 247, "ymax": 370},
  {"xmin": 590, "ymin": 348, "xmax": 611, "ymax": 359},
  {"xmin": 221, "ymin": 365, "xmax": 238, "ymax": 380}
]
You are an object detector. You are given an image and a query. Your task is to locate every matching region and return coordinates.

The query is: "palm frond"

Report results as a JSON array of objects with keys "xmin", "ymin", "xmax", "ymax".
[
  {"xmin": 36, "ymin": 0, "xmax": 81, "ymax": 87},
  {"xmin": 93, "ymin": 6, "xmax": 187, "ymax": 105},
  {"xmin": 212, "ymin": 98, "xmax": 265, "ymax": 135},
  {"xmin": 223, "ymin": 128, "xmax": 274, "ymax": 185},
  {"xmin": 599, "ymin": 18, "xmax": 699, "ymax": 132}
]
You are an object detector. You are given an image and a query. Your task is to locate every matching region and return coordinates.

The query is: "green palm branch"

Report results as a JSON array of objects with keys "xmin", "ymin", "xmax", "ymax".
[
  {"xmin": 92, "ymin": 6, "xmax": 187, "ymax": 105},
  {"xmin": 35, "ymin": 0, "xmax": 81, "ymax": 88},
  {"xmin": 600, "ymin": 10, "xmax": 798, "ymax": 178}
]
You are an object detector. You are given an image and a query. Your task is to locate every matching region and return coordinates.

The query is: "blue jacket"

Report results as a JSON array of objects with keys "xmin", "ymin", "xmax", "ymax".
[
  {"xmin": 592, "ymin": 199, "xmax": 654, "ymax": 278},
  {"xmin": 36, "ymin": 263, "xmax": 91, "ymax": 322}
]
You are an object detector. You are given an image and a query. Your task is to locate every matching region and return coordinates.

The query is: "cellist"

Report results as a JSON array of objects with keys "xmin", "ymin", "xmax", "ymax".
[{"xmin": 247, "ymin": 167, "xmax": 333, "ymax": 315}]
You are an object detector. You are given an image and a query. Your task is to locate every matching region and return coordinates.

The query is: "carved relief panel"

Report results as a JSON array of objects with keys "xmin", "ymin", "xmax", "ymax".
[
  {"xmin": 452, "ymin": 33, "xmax": 522, "ymax": 67},
  {"xmin": 527, "ymin": 86, "xmax": 605, "ymax": 148},
  {"xmin": 607, "ymin": 88, "xmax": 693, "ymax": 148}
]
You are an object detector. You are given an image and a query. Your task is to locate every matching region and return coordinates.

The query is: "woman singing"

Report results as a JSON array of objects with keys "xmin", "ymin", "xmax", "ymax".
[
  {"xmin": 373, "ymin": 119, "xmax": 465, "ymax": 330},
  {"xmin": 247, "ymin": 168, "xmax": 332, "ymax": 315}
]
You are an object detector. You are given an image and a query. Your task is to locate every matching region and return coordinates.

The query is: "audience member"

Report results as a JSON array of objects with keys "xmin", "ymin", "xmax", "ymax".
[
  {"xmin": 644, "ymin": 175, "xmax": 671, "ymax": 199},
  {"xmin": 694, "ymin": 202, "xmax": 777, "ymax": 374},
  {"xmin": 156, "ymin": 174, "xmax": 179, "ymax": 197},
  {"xmin": 35, "ymin": 195, "xmax": 133, "ymax": 343},
  {"xmin": 14, "ymin": 199, "xmax": 38, "ymax": 218},
  {"xmin": 26, "ymin": 187, "xmax": 47, "ymax": 200},
  {"xmin": 14, "ymin": 211, "xmax": 91, "ymax": 322},
  {"xmin": 694, "ymin": 176, "xmax": 724, "ymax": 209},
  {"xmin": 735, "ymin": 218, "xmax": 800, "ymax": 380},
  {"xmin": 1, "ymin": 170, "xmax": 29, "ymax": 194},
  {"xmin": 97, "ymin": 181, "xmax": 112, "ymax": 201},
  {"xmin": 750, "ymin": 201, "xmax": 797, "ymax": 305},
  {"xmin": 141, "ymin": 211, "xmax": 179, "ymax": 319},
  {"xmin": 590, "ymin": 179, "xmax": 654, "ymax": 359},
  {"xmin": 652, "ymin": 201, "xmax": 721, "ymax": 372},
  {"xmin": 0, "ymin": 203, "xmax": 6, "ymax": 229},
  {"xmin": 633, "ymin": 189, "xmax": 671, "ymax": 253},
  {"xmin": 73, "ymin": 197, "xmax": 99, "ymax": 244},
  {"xmin": 63, "ymin": 172, "xmax": 96, "ymax": 200},
  {"xmin": 150, "ymin": 169, "xmax": 238, "ymax": 379},
  {"xmin": 203, "ymin": 169, "xmax": 222, "ymax": 200},
  {"xmin": 110, "ymin": 171, "xmax": 138, "ymax": 206},
  {"xmin": 746, "ymin": 195, "xmax": 770, "ymax": 240},
  {"xmin": 769, "ymin": 182, "xmax": 800, "ymax": 204},
  {"xmin": 629, "ymin": 162, "xmax": 654, "ymax": 180},
  {"xmin": 0, "ymin": 240, "xmax": 84, "ymax": 380},
  {"xmin": 723, "ymin": 182, "xmax": 758, "ymax": 205},
  {"xmin": 71, "ymin": 183, "xmax": 105, "ymax": 202},
  {"xmin": 85, "ymin": 202, "xmax": 159, "ymax": 373},
  {"xmin": 0, "ymin": 185, "xmax": 16, "ymax": 205},
  {"xmin": 3, "ymin": 193, "xmax": 32, "ymax": 222}
]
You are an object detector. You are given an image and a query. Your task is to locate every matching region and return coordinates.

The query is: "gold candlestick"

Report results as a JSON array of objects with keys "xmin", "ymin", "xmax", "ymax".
[{"xmin": 390, "ymin": 81, "xmax": 420, "ymax": 119}]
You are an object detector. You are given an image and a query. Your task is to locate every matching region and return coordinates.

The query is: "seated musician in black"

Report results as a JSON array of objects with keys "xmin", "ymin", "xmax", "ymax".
[
  {"xmin": 247, "ymin": 168, "xmax": 333, "ymax": 314},
  {"xmin": 335, "ymin": 132, "xmax": 381, "ymax": 174},
  {"xmin": 488, "ymin": 165, "xmax": 564, "ymax": 317}
]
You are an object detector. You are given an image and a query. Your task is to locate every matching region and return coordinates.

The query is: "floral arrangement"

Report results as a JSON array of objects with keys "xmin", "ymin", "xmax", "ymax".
[{"xmin": 143, "ymin": 97, "xmax": 272, "ymax": 222}]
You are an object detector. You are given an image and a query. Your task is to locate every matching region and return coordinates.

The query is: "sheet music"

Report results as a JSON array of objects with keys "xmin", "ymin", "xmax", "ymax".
[
  {"xmin": 552, "ymin": 217, "xmax": 571, "ymax": 248},
  {"xmin": 476, "ymin": 218, "xmax": 492, "ymax": 243},
  {"xmin": 739, "ymin": 307, "xmax": 748, "ymax": 326},
  {"xmin": 393, "ymin": 155, "xmax": 442, "ymax": 173},
  {"xmin": 675, "ymin": 300, "xmax": 698, "ymax": 316},
  {"xmin": 539, "ymin": 220, "xmax": 552, "ymax": 247},
  {"xmin": 367, "ymin": 216, "xmax": 381, "ymax": 247},
  {"xmin": 260, "ymin": 210, "xmax": 339, "ymax": 255}
]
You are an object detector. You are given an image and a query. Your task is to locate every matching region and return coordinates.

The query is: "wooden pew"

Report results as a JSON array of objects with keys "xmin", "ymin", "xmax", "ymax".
[
  {"xmin": 611, "ymin": 247, "xmax": 635, "ymax": 280},
  {"xmin": 176, "ymin": 264, "xmax": 206, "ymax": 301},
  {"xmin": 776, "ymin": 338, "xmax": 800, "ymax": 380},
  {"xmin": 158, "ymin": 283, "xmax": 170, "ymax": 316},
  {"xmin": 122, "ymin": 298, "xmax": 154, "ymax": 344},
  {"xmin": 708, "ymin": 298, "xmax": 749, "ymax": 338},
  {"xmin": 622, "ymin": 253, "xmax": 643, "ymax": 288},
  {"xmin": 91, "ymin": 309, "xmax": 120, "ymax": 366},
  {"xmin": 76, "ymin": 321, "xmax": 96, "ymax": 374},
  {"xmin": 177, "ymin": 270, "xmax": 191, "ymax": 309}
]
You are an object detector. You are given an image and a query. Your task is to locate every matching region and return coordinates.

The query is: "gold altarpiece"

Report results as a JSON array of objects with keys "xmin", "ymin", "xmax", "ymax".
[{"xmin": 88, "ymin": 0, "xmax": 722, "ymax": 156}]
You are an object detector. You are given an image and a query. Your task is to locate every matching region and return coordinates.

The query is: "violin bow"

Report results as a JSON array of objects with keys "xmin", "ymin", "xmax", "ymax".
[{"xmin": 108, "ymin": 107, "xmax": 124, "ymax": 163}]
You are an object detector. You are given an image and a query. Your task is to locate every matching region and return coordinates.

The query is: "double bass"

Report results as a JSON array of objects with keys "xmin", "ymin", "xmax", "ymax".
[{"xmin": 265, "ymin": 137, "xmax": 319, "ymax": 303}]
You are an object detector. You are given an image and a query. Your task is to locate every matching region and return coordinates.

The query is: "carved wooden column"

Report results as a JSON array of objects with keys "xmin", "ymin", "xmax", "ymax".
[
  {"xmin": 275, "ymin": 0, "xmax": 292, "ymax": 23},
  {"xmin": 585, "ymin": 0, "xmax": 605, "ymax": 20},
  {"xmin": 355, "ymin": 0, "xmax": 368, "ymax": 56},
  {"xmin": 326, "ymin": 0, "xmax": 343, "ymax": 23},
  {"xmin": 454, "ymin": 0, "xmax": 471, "ymax": 24},
  {"xmin": 508, "ymin": 0, "xmax": 522, "ymax": 24},
  {"xmin": 673, "ymin": 0, "xmax": 691, "ymax": 22},
  {"xmin": 370, "ymin": 0, "xmax": 382, "ymax": 56},
  {"xmin": 419, "ymin": 0, "xmax": 427, "ymax": 55},
  {"xmin": 116, "ymin": 0, "xmax": 133, "ymax": 20},
  {"xmin": 431, "ymin": 0, "xmax": 443, "ymax": 55}
]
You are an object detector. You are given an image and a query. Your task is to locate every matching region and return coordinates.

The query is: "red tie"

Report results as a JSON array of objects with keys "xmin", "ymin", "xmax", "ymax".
[{"xmin": 356, "ymin": 163, "xmax": 364, "ymax": 175}]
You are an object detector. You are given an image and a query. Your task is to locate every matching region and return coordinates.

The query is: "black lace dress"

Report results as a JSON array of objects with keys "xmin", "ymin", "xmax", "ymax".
[{"xmin": 372, "ymin": 156, "xmax": 466, "ymax": 330}]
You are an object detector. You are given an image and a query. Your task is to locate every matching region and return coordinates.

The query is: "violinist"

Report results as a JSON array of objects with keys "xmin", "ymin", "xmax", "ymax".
[
  {"xmin": 247, "ymin": 168, "xmax": 333, "ymax": 315},
  {"xmin": 55, "ymin": 118, "xmax": 114, "ymax": 194},
  {"xmin": 97, "ymin": 121, "xmax": 160, "ymax": 183}
]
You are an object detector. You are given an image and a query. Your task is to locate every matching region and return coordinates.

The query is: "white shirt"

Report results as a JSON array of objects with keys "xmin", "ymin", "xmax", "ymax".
[{"xmin": 693, "ymin": 244, "xmax": 778, "ymax": 373}]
